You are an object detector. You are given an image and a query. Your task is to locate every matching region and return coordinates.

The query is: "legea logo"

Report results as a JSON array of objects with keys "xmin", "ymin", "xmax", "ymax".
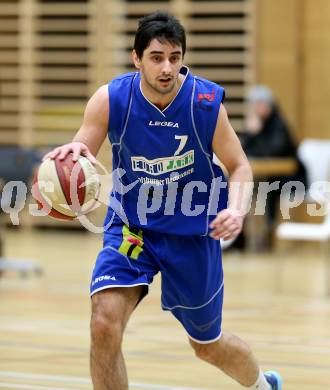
[{"xmin": 149, "ymin": 120, "xmax": 179, "ymax": 128}]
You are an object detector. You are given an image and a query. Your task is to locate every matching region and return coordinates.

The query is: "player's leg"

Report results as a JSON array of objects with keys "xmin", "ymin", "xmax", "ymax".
[
  {"xmin": 161, "ymin": 233, "xmax": 281, "ymax": 389},
  {"xmin": 189, "ymin": 333, "xmax": 261, "ymax": 387},
  {"xmin": 90, "ymin": 286, "xmax": 145, "ymax": 390},
  {"xmin": 90, "ymin": 212, "xmax": 159, "ymax": 389},
  {"xmin": 190, "ymin": 335, "xmax": 282, "ymax": 389}
]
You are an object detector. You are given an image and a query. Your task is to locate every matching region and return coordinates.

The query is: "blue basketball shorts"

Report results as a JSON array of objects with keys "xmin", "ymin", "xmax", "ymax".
[{"xmin": 90, "ymin": 213, "xmax": 224, "ymax": 344}]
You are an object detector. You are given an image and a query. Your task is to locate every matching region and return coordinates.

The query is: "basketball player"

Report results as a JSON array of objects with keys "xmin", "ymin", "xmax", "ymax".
[{"xmin": 44, "ymin": 12, "xmax": 282, "ymax": 390}]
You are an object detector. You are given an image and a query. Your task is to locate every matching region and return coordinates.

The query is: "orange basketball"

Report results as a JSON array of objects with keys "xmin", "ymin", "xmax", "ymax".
[{"xmin": 32, "ymin": 154, "xmax": 100, "ymax": 220}]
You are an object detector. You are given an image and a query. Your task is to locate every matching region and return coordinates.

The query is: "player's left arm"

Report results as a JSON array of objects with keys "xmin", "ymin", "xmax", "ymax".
[{"xmin": 210, "ymin": 104, "xmax": 253, "ymax": 240}]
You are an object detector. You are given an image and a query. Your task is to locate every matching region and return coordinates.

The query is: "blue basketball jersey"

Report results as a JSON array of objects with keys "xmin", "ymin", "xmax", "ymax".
[{"xmin": 106, "ymin": 66, "xmax": 228, "ymax": 235}]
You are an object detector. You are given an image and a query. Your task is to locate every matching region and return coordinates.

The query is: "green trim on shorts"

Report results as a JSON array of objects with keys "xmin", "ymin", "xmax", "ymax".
[{"xmin": 118, "ymin": 225, "xmax": 144, "ymax": 260}]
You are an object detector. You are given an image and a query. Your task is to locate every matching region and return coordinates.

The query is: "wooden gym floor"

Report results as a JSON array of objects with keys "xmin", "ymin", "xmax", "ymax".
[{"xmin": 0, "ymin": 227, "xmax": 330, "ymax": 389}]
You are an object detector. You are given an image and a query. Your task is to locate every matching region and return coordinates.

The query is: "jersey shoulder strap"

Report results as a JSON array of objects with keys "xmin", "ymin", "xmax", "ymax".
[
  {"xmin": 108, "ymin": 72, "xmax": 137, "ymax": 143},
  {"xmin": 192, "ymin": 76, "xmax": 225, "ymax": 153}
]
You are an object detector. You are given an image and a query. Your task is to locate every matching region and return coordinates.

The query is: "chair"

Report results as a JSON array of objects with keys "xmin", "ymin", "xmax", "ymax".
[
  {"xmin": 0, "ymin": 146, "xmax": 43, "ymax": 277},
  {"xmin": 297, "ymin": 139, "xmax": 330, "ymax": 200},
  {"xmin": 276, "ymin": 139, "xmax": 330, "ymax": 250},
  {"xmin": 276, "ymin": 139, "xmax": 330, "ymax": 293},
  {"xmin": 276, "ymin": 138, "xmax": 330, "ymax": 239},
  {"xmin": 277, "ymin": 212, "xmax": 330, "ymax": 242}
]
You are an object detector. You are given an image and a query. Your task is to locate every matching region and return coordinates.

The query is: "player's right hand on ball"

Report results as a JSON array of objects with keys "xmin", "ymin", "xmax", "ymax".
[{"xmin": 42, "ymin": 142, "xmax": 97, "ymax": 164}]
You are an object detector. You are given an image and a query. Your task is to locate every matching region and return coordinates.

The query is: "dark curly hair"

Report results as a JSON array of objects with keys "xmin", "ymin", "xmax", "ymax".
[{"xmin": 133, "ymin": 11, "xmax": 186, "ymax": 59}]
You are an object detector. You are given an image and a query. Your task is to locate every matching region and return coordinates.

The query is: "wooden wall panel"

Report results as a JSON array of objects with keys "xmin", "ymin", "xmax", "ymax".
[
  {"xmin": 256, "ymin": 0, "xmax": 330, "ymax": 140},
  {"xmin": 255, "ymin": 0, "xmax": 301, "ymax": 137},
  {"xmin": 0, "ymin": 0, "xmax": 20, "ymax": 144},
  {"xmin": 32, "ymin": 0, "xmax": 90, "ymax": 146},
  {"xmin": 302, "ymin": 0, "xmax": 330, "ymax": 139},
  {"xmin": 1, "ymin": 0, "xmax": 330, "ymax": 145},
  {"xmin": 0, "ymin": 0, "xmax": 255, "ymax": 146}
]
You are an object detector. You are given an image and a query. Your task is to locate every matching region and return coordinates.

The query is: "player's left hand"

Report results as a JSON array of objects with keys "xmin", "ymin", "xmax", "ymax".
[{"xmin": 209, "ymin": 208, "xmax": 244, "ymax": 240}]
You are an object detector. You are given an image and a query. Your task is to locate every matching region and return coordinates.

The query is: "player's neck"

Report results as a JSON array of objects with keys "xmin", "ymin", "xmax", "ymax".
[{"xmin": 140, "ymin": 74, "xmax": 184, "ymax": 110}]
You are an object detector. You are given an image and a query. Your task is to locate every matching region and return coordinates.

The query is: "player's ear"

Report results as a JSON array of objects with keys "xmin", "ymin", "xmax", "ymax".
[{"xmin": 132, "ymin": 50, "xmax": 141, "ymax": 69}]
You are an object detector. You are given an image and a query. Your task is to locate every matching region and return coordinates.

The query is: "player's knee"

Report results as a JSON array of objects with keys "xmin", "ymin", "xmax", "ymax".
[
  {"xmin": 189, "ymin": 338, "xmax": 223, "ymax": 365},
  {"xmin": 90, "ymin": 303, "xmax": 124, "ymax": 352}
]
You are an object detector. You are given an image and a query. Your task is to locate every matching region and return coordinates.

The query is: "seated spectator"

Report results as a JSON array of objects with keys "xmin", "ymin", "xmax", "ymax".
[{"xmin": 239, "ymin": 85, "xmax": 307, "ymax": 247}]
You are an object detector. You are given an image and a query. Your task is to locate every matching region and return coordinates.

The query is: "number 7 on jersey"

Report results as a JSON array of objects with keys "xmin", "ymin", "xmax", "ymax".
[{"xmin": 174, "ymin": 135, "xmax": 188, "ymax": 156}]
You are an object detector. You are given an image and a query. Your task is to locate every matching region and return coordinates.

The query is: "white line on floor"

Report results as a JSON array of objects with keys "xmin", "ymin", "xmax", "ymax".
[
  {"xmin": 0, "ymin": 371, "xmax": 207, "ymax": 390},
  {"xmin": 0, "ymin": 383, "xmax": 68, "ymax": 390}
]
